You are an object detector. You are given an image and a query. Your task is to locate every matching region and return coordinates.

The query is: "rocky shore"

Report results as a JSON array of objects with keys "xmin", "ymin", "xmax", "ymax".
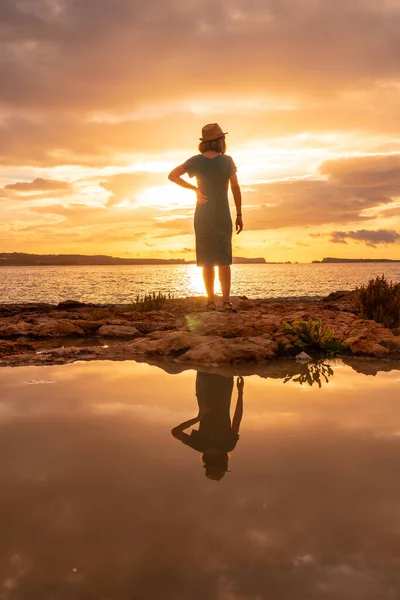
[{"xmin": 1, "ymin": 291, "xmax": 400, "ymax": 369}]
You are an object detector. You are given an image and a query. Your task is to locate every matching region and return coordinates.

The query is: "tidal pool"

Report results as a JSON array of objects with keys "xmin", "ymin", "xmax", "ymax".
[{"xmin": 1, "ymin": 359, "xmax": 400, "ymax": 599}]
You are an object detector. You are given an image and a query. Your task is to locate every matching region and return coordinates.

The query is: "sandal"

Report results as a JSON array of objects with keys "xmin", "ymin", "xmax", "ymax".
[
  {"xmin": 206, "ymin": 301, "xmax": 217, "ymax": 311},
  {"xmin": 222, "ymin": 302, "xmax": 237, "ymax": 313}
]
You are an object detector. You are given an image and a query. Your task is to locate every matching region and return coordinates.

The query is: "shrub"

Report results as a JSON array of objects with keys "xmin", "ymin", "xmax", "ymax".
[
  {"xmin": 127, "ymin": 292, "xmax": 173, "ymax": 313},
  {"xmin": 284, "ymin": 318, "xmax": 344, "ymax": 351},
  {"xmin": 87, "ymin": 292, "xmax": 174, "ymax": 319},
  {"xmin": 353, "ymin": 275, "xmax": 400, "ymax": 328}
]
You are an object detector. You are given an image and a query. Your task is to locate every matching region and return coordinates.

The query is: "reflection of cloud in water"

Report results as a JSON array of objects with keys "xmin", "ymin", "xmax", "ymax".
[{"xmin": 0, "ymin": 361, "xmax": 400, "ymax": 597}]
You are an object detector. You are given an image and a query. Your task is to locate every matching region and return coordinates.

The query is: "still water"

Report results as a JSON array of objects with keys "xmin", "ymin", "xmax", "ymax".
[
  {"xmin": 1, "ymin": 359, "xmax": 400, "ymax": 599},
  {"xmin": 1, "ymin": 262, "xmax": 400, "ymax": 303}
]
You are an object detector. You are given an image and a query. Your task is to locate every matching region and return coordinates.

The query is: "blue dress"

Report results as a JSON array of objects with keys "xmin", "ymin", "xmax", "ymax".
[{"xmin": 183, "ymin": 154, "xmax": 237, "ymax": 267}]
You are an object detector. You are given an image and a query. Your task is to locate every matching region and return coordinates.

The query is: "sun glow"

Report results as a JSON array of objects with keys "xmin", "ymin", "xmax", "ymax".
[
  {"xmin": 136, "ymin": 184, "xmax": 196, "ymax": 210},
  {"xmin": 188, "ymin": 264, "xmax": 222, "ymax": 297}
]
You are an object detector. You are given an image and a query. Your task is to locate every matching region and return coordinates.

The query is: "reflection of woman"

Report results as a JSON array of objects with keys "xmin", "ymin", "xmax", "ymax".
[
  {"xmin": 168, "ymin": 123, "xmax": 243, "ymax": 312},
  {"xmin": 172, "ymin": 372, "xmax": 244, "ymax": 481}
]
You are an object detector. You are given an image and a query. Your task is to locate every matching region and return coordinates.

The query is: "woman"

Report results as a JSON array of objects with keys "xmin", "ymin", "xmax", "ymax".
[
  {"xmin": 171, "ymin": 372, "xmax": 244, "ymax": 481},
  {"xmin": 168, "ymin": 123, "xmax": 243, "ymax": 311}
]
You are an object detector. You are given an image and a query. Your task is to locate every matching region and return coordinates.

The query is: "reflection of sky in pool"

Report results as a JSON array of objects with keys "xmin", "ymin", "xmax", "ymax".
[{"xmin": 1, "ymin": 359, "xmax": 400, "ymax": 599}]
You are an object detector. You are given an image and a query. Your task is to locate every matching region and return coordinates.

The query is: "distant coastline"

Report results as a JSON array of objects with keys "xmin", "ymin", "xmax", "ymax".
[
  {"xmin": 0, "ymin": 252, "xmax": 267, "ymax": 266},
  {"xmin": 313, "ymin": 257, "xmax": 400, "ymax": 263},
  {"xmin": 2, "ymin": 253, "xmax": 400, "ymax": 267}
]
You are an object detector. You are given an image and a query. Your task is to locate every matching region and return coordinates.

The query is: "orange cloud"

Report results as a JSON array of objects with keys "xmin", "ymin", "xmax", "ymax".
[
  {"xmin": 2, "ymin": 0, "xmax": 400, "ymax": 259},
  {"xmin": 5, "ymin": 178, "xmax": 72, "ymax": 192}
]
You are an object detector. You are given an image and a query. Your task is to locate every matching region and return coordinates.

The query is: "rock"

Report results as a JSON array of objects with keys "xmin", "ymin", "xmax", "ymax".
[
  {"xmin": 184, "ymin": 312, "xmax": 281, "ymax": 338},
  {"xmin": 34, "ymin": 319, "xmax": 85, "ymax": 337},
  {"xmin": 105, "ymin": 318, "xmax": 129, "ymax": 326},
  {"xmin": 15, "ymin": 321, "xmax": 34, "ymax": 333},
  {"xmin": 97, "ymin": 325, "xmax": 141, "ymax": 338},
  {"xmin": 57, "ymin": 300, "xmax": 90, "ymax": 308},
  {"xmin": 146, "ymin": 331, "xmax": 169, "ymax": 340},
  {"xmin": 322, "ymin": 290, "xmax": 353, "ymax": 301},
  {"xmin": 54, "ymin": 321, "xmax": 86, "ymax": 336},
  {"xmin": 274, "ymin": 334, "xmax": 295, "ymax": 353},
  {"xmin": 128, "ymin": 331, "xmax": 278, "ymax": 364},
  {"xmin": 392, "ymin": 327, "xmax": 400, "ymax": 337},
  {"xmin": 255, "ymin": 315, "xmax": 282, "ymax": 334},
  {"xmin": 130, "ymin": 331, "xmax": 205, "ymax": 356},
  {"xmin": 345, "ymin": 339, "xmax": 390, "ymax": 357},
  {"xmin": 296, "ymin": 351, "xmax": 313, "ymax": 363},
  {"xmin": 0, "ymin": 339, "xmax": 35, "ymax": 357},
  {"xmin": 343, "ymin": 321, "xmax": 400, "ymax": 357},
  {"xmin": 180, "ymin": 336, "xmax": 278, "ymax": 364},
  {"xmin": 0, "ymin": 324, "xmax": 22, "ymax": 337},
  {"xmin": 2, "ymin": 294, "xmax": 400, "ymax": 367},
  {"xmin": 74, "ymin": 320, "xmax": 103, "ymax": 332}
]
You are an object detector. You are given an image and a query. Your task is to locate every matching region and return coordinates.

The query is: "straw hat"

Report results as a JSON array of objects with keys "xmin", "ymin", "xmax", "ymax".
[{"xmin": 200, "ymin": 123, "xmax": 228, "ymax": 142}]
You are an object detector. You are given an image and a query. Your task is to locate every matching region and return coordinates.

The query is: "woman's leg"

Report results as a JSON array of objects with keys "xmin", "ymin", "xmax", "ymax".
[
  {"xmin": 219, "ymin": 265, "xmax": 231, "ymax": 304},
  {"xmin": 203, "ymin": 266, "xmax": 215, "ymax": 303}
]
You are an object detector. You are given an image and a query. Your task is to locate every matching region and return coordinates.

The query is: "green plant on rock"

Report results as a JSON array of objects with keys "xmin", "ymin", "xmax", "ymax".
[
  {"xmin": 284, "ymin": 361, "xmax": 334, "ymax": 388},
  {"xmin": 353, "ymin": 274, "xmax": 400, "ymax": 328},
  {"xmin": 284, "ymin": 318, "xmax": 344, "ymax": 351}
]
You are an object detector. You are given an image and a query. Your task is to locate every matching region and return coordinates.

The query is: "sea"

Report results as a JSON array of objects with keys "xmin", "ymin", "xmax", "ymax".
[{"xmin": 1, "ymin": 262, "xmax": 400, "ymax": 304}]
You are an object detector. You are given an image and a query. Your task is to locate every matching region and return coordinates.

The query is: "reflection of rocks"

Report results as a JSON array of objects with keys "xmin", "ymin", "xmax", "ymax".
[
  {"xmin": 343, "ymin": 357, "xmax": 400, "ymax": 376},
  {"xmin": 1, "ymin": 296, "xmax": 400, "ymax": 367}
]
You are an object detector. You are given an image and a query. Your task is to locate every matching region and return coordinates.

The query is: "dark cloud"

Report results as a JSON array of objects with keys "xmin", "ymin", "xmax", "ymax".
[
  {"xmin": 5, "ymin": 177, "xmax": 72, "ymax": 192},
  {"xmin": 1, "ymin": 0, "xmax": 400, "ymax": 114},
  {"xmin": 1, "ymin": 0, "xmax": 400, "ymax": 171},
  {"xmin": 244, "ymin": 179, "xmax": 373, "ymax": 230},
  {"xmin": 329, "ymin": 229, "xmax": 400, "ymax": 248},
  {"xmin": 320, "ymin": 154, "xmax": 400, "ymax": 187}
]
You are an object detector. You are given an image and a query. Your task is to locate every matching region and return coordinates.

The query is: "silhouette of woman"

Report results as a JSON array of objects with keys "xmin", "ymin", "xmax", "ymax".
[
  {"xmin": 172, "ymin": 372, "xmax": 244, "ymax": 481},
  {"xmin": 168, "ymin": 123, "xmax": 243, "ymax": 312}
]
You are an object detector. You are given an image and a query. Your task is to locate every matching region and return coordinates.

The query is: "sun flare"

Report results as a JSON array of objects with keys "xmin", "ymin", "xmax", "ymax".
[{"xmin": 136, "ymin": 184, "xmax": 196, "ymax": 210}]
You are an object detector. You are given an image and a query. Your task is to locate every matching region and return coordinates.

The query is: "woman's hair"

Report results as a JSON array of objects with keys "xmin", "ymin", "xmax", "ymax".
[
  {"xmin": 201, "ymin": 452, "xmax": 230, "ymax": 481},
  {"xmin": 198, "ymin": 136, "xmax": 226, "ymax": 154}
]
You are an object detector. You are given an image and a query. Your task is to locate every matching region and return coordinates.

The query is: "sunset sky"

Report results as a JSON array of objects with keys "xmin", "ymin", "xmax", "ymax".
[{"xmin": 2, "ymin": 0, "xmax": 400, "ymax": 262}]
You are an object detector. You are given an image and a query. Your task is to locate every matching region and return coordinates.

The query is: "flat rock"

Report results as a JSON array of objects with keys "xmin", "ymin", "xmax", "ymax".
[
  {"xmin": 128, "ymin": 331, "xmax": 278, "ymax": 364},
  {"xmin": 97, "ymin": 325, "xmax": 141, "ymax": 338},
  {"xmin": 184, "ymin": 311, "xmax": 281, "ymax": 338},
  {"xmin": 0, "ymin": 324, "xmax": 22, "ymax": 337}
]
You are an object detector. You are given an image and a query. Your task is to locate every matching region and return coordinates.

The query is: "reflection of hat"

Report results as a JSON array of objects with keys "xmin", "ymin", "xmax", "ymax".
[{"xmin": 200, "ymin": 123, "xmax": 228, "ymax": 142}]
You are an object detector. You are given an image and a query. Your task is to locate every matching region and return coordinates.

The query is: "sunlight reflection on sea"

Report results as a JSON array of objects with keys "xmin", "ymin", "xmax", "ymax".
[{"xmin": 0, "ymin": 263, "xmax": 400, "ymax": 304}]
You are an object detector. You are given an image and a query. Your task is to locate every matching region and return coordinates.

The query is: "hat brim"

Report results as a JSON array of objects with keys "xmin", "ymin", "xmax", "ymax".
[{"xmin": 199, "ymin": 132, "xmax": 228, "ymax": 142}]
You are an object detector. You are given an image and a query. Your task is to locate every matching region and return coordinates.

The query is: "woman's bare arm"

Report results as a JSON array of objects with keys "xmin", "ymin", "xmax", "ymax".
[
  {"xmin": 171, "ymin": 415, "xmax": 201, "ymax": 443},
  {"xmin": 168, "ymin": 165, "xmax": 207, "ymax": 205},
  {"xmin": 230, "ymin": 173, "xmax": 243, "ymax": 233},
  {"xmin": 232, "ymin": 376, "xmax": 244, "ymax": 435}
]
